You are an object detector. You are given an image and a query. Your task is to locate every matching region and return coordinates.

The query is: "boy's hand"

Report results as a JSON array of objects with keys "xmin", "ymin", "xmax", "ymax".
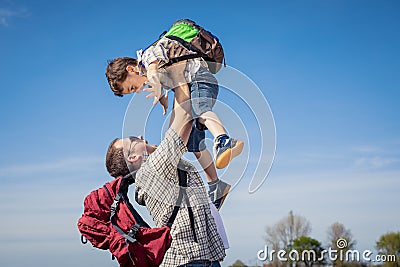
[
  {"xmin": 144, "ymin": 62, "xmax": 162, "ymax": 104},
  {"xmin": 143, "ymin": 79, "xmax": 162, "ymax": 105},
  {"xmin": 159, "ymin": 91, "xmax": 169, "ymax": 115}
]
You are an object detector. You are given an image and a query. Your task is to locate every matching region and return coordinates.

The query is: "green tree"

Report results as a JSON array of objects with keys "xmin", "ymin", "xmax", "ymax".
[
  {"xmin": 292, "ymin": 236, "xmax": 325, "ymax": 267},
  {"xmin": 229, "ymin": 259, "xmax": 248, "ymax": 267},
  {"xmin": 376, "ymin": 231, "xmax": 400, "ymax": 267}
]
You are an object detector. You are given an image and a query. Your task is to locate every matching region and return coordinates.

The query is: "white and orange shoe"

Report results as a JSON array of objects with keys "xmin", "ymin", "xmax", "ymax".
[{"xmin": 214, "ymin": 136, "xmax": 244, "ymax": 169}]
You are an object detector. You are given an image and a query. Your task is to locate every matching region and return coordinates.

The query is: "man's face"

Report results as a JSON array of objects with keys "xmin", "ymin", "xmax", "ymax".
[
  {"xmin": 115, "ymin": 136, "xmax": 157, "ymax": 166},
  {"xmin": 118, "ymin": 65, "xmax": 146, "ymax": 95}
]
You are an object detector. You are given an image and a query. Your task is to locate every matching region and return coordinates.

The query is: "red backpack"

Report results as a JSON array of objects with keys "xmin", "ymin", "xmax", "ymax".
[{"xmin": 77, "ymin": 170, "xmax": 195, "ymax": 267}]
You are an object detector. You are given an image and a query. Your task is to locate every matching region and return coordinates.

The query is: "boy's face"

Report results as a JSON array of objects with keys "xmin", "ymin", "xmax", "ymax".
[{"xmin": 118, "ymin": 65, "xmax": 146, "ymax": 95}]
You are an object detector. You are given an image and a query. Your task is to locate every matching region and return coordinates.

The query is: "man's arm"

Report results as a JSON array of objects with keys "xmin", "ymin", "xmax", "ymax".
[
  {"xmin": 168, "ymin": 61, "xmax": 193, "ymax": 144},
  {"xmin": 145, "ymin": 61, "xmax": 193, "ymax": 144},
  {"xmin": 139, "ymin": 62, "xmax": 193, "ymax": 179}
]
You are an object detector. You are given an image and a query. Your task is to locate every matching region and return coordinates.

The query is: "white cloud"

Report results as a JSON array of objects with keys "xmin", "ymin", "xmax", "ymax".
[
  {"xmin": 354, "ymin": 156, "xmax": 400, "ymax": 168},
  {"xmin": 0, "ymin": 156, "xmax": 104, "ymax": 178},
  {"xmin": 348, "ymin": 142, "xmax": 400, "ymax": 169},
  {"xmin": 0, "ymin": 5, "xmax": 28, "ymax": 26},
  {"xmin": 273, "ymin": 140, "xmax": 400, "ymax": 175},
  {"xmin": 0, "ymin": 8, "xmax": 13, "ymax": 26},
  {"xmin": 350, "ymin": 145, "xmax": 383, "ymax": 154}
]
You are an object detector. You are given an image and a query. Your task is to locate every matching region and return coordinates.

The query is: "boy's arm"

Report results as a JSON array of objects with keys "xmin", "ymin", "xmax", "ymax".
[
  {"xmin": 146, "ymin": 61, "xmax": 163, "ymax": 104},
  {"xmin": 146, "ymin": 61, "xmax": 169, "ymax": 115}
]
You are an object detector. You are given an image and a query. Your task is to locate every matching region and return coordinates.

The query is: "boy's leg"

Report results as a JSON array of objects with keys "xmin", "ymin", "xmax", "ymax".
[
  {"xmin": 197, "ymin": 111, "xmax": 225, "ymax": 138},
  {"xmin": 191, "ymin": 80, "xmax": 244, "ymax": 169},
  {"xmin": 193, "ymin": 149, "xmax": 217, "ymax": 183},
  {"xmin": 193, "ymin": 149, "xmax": 231, "ymax": 210}
]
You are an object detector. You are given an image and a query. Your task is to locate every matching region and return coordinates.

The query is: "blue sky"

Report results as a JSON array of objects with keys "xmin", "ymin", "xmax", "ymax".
[{"xmin": 1, "ymin": 0, "xmax": 399, "ymax": 266}]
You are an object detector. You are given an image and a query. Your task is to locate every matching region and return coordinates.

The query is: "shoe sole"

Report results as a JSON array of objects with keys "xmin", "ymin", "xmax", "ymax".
[
  {"xmin": 215, "ymin": 140, "xmax": 244, "ymax": 169},
  {"xmin": 218, "ymin": 184, "xmax": 231, "ymax": 210}
]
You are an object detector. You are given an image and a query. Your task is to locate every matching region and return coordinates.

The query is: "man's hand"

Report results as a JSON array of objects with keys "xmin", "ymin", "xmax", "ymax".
[{"xmin": 168, "ymin": 61, "xmax": 187, "ymax": 88}]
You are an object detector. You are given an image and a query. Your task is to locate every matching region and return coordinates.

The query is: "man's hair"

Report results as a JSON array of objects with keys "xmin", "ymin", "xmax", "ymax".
[
  {"xmin": 105, "ymin": 57, "xmax": 138, "ymax": 97},
  {"xmin": 105, "ymin": 138, "xmax": 137, "ymax": 178}
]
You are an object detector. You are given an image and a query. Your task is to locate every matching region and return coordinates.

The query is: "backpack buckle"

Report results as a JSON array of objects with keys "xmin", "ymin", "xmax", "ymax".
[
  {"xmin": 110, "ymin": 195, "xmax": 121, "ymax": 213},
  {"xmin": 127, "ymin": 224, "xmax": 140, "ymax": 240}
]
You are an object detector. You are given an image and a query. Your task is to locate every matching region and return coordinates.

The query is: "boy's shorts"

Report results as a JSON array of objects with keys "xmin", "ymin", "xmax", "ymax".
[{"xmin": 187, "ymin": 67, "xmax": 219, "ymax": 153}]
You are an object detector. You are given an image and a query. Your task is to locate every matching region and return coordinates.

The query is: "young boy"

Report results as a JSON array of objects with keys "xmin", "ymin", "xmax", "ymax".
[{"xmin": 106, "ymin": 32, "xmax": 243, "ymax": 209}]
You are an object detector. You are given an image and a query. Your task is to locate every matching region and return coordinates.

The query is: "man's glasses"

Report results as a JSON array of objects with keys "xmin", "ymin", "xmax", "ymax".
[{"xmin": 127, "ymin": 136, "xmax": 143, "ymax": 155}]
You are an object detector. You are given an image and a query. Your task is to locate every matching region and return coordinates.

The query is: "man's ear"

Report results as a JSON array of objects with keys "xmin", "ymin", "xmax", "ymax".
[{"xmin": 127, "ymin": 154, "xmax": 140, "ymax": 163}]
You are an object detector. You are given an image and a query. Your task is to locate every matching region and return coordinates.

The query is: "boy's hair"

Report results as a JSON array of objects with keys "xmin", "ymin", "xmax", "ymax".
[
  {"xmin": 105, "ymin": 57, "xmax": 138, "ymax": 97},
  {"xmin": 105, "ymin": 138, "xmax": 131, "ymax": 178}
]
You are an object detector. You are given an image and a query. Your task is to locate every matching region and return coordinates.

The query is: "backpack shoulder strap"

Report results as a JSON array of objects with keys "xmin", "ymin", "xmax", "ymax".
[
  {"xmin": 166, "ymin": 169, "xmax": 198, "ymax": 242},
  {"xmin": 166, "ymin": 169, "xmax": 185, "ymax": 228},
  {"xmin": 109, "ymin": 178, "xmax": 150, "ymax": 243},
  {"xmin": 164, "ymin": 35, "xmax": 203, "ymax": 55},
  {"xmin": 159, "ymin": 35, "xmax": 205, "ymax": 69}
]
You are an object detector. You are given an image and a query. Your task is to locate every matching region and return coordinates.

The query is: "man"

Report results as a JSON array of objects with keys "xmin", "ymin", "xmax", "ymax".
[{"xmin": 105, "ymin": 78, "xmax": 226, "ymax": 266}]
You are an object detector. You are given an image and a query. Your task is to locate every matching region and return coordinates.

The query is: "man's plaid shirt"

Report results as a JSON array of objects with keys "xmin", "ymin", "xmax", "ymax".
[{"xmin": 135, "ymin": 128, "xmax": 226, "ymax": 266}]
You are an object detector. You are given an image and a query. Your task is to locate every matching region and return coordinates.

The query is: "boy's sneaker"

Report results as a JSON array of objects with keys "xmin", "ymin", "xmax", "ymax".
[
  {"xmin": 214, "ymin": 136, "xmax": 244, "ymax": 169},
  {"xmin": 208, "ymin": 180, "xmax": 231, "ymax": 210}
]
